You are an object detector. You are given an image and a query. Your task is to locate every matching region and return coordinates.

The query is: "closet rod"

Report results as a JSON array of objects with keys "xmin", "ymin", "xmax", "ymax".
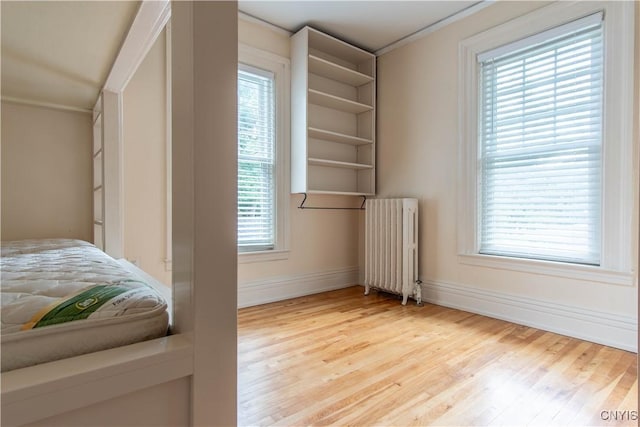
[{"xmin": 298, "ymin": 193, "xmax": 366, "ymax": 210}]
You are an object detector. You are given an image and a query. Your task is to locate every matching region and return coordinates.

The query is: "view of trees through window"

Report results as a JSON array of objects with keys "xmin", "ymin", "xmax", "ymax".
[{"xmin": 237, "ymin": 67, "xmax": 276, "ymax": 251}]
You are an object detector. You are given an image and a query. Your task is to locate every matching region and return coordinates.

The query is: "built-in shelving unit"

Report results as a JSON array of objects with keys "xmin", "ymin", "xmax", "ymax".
[{"xmin": 291, "ymin": 26, "xmax": 376, "ymax": 196}]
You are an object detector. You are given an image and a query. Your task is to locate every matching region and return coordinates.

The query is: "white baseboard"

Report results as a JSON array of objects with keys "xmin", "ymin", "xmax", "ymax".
[
  {"xmin": 421, "ymin": 279, "xmax": 637, "ymax": 352},
  {"xmin": 238, "ymin": 267, "xmax": 359, "ymax": 308}
]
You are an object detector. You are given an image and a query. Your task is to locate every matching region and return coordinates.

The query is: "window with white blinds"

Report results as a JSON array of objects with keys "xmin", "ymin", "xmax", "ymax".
[
  {"xmin": 478, "ymin": 13, "xmax": 603, "ymax": 265},
  {"xmin": 238, "ymin": 65, "xmax": 276, "ymax": 251}
]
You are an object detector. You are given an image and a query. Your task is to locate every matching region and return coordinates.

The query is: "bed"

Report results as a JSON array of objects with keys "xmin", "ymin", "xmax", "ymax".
[{"xmin": 1, "ymin": 239, "xmax": 169, "ymax": 372}]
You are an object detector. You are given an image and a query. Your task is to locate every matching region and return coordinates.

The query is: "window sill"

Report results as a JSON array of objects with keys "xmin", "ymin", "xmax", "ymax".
[
  {"xmin": 458, "ymin": 253, "xmax": 634, "ymax": 286},
  {"xmin": 238, "ymin": 249, "xmax": 290, "ymax": 264}
]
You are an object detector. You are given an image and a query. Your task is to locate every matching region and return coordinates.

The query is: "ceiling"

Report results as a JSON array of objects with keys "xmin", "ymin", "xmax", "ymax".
[
  {"xmin": 239, "ymin": 0, "xmax": 481, "ymax": 53},
  {"xmin": 1, "ymin": 1, "xmax": 480, "ymax": 112},
  {"xmin": 1, "ymin": 1, "xmax": 140, "ymax": 111}
]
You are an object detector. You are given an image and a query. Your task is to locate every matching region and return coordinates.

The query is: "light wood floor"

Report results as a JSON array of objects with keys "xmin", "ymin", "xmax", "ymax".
[{"xmin": 238, "ymin": 286, "xmax": 638, "ymax": 426}]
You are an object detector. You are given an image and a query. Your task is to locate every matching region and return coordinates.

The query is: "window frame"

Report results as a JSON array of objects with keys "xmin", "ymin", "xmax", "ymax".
[
  {"xmin": 457, "ymin": 1, "xmax": 635, "ymax": 285},
  {"xmin": 237, "ymin": 44, "xmax": 290, "ymax": 263},
  {"xmin": 478, "ymin": 13, "xmax": 604, "ymax": 266}
]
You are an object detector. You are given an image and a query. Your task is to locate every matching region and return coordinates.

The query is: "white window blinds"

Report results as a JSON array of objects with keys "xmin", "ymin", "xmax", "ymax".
[
  {"xmin": 238, "ymin": 65, "xmax": 276, "ymax": 251},
  {"xmin": 478, "ymin": 14, "xmax": 603, "ymax": 265}
]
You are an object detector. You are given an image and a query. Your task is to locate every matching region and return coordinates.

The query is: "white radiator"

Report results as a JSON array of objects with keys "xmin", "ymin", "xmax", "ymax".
[{"xmin": 364, "ymin": 198, "xmax": 421, "ymax": 305}]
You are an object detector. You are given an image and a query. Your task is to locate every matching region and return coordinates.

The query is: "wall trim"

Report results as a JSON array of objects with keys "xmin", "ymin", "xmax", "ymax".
[
  {"xmin": 1, "ymin": 96, "xmax": 92, "ymax": 114},
  {"xmin": 238, "ymin": 11, "xmax": 292, "ymax": 37},
  {"xmin": 375, "ymin": 0, "xmax": 495, "ymax": 56},
  {"xmin": 458, "ymin": 254, "xmax": 635, "ymax": 287},
  {"xmin": 238, "ymin": 267, "xmax": 359, "ymax": 308},
  {"xmin": 103, "ymin": 0, "xmax": 171, "ymax": 93},
  {"xmin": 420, "ymin": 279, "xmax": 637, "ymax": 352}
]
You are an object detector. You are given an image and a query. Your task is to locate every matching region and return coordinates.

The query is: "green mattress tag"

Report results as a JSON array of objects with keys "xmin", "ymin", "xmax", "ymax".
[{"xmin": 33, "ymin": 284, "xmax": 131, "ymax": 328}]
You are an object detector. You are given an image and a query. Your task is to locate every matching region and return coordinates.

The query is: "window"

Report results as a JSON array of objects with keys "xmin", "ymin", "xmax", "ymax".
[
  {"xmin": 238, "ymin": 65, "xmax": 276, "ymax": 251},
  {"xmin": 458, "ymin": 1, "xmax": 634, "ymax": 284},
  {"xmin": 478, "ymin": 14, "xmax": 603, "ymax": 266},
  {"xmin": 237, "ymin": 45, "xmax": 290, "ymax": 261}
]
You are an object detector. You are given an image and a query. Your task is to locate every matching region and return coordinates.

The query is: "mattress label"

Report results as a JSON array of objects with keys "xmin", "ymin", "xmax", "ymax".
[{"xmin": 22, "ymin": 282, "xmax": 138, "ymax": 329}]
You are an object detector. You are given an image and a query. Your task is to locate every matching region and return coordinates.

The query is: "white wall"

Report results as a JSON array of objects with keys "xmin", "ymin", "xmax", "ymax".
[
  {"xmin": 1, "ymin": 102, "xmax": 92, "ymax": 242},
  {"xmin": 238, "ymin": 17, "xmax": 361, "ymax": 306},
  {"xmin": 122, "ymin": 29, "xmax": 170, "ymax": 285},
  {"xmin": 376, "ymin": 1, "xmax": 638, "ymax": 350}
]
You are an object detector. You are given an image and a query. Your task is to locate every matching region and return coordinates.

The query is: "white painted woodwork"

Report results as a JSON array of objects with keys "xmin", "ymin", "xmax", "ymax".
[
  {"xmin": 291, "ymin": 26, "xmax": 376, "ymax": 196},
  {"xmin": 164, "ymin": 21, "xmax": 173, "ymax": 272},
  {"xmin": 421, "ymin": 279, "xmax": 638, "ymax": 352},
  {"xmin": 172, "ymin": 1, "xmax": 238, "ymax": 425},
  {"xmin": 308, "ymin": 127, "xmax": 372, "ymax": 146},
  {"xmin": 2, "ymin": 335, "xmax": 193, "ymax": 426},
  {"xmin": 307, "ymin": 89, "xmax": 372, "ymax": 113},
  {"xmin": 238, "ymin": 266, "xmax": 359, "ymax": 308},
  {"xmin": 308, "ymin": 55, "xmax": 373, "ymax": 86},
  {"xmin": 0, "ymin": 97, "xmax": 92, "ymax": 114},
  {"xmin": 103, "ymin": 0, "xmax": 171, "ymax": 93},
  {"xmin": 92, "ymin": 97, "xmax": 105, "ymax": 250},
  {"xmin": 101, "ymin": 90, "xmax": 124, "ymax": 259},
  {"xmin": 308, "ymin": 158, "xmax": 373, "ymax": 170},
  {"xmin": 24, "ymin": 378, "xmax": 190, "ymax": 427}
]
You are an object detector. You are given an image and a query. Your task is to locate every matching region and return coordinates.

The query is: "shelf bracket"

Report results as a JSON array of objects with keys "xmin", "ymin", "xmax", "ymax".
[{"xmin": 298, "ymin": 193, "xmax": 366, "ymax": 210}]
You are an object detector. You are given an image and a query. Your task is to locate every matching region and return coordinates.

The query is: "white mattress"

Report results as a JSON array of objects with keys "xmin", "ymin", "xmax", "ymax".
[{"xmin": 1, "ymin": 239, "xmax": 168, "ymax": 371}]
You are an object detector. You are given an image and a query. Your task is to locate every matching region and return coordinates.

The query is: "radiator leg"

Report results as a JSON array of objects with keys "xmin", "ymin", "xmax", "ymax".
[
  {"xmin": 402, "ymin": 294, "xmax": 408, "ymax": 305},
  {"xmin": 364, "ymin": 284, "xmax": 370, "ymax": 295},
  {"xmin": 415, "ymin": 280, "xmax": 423, "ymax": 306}
]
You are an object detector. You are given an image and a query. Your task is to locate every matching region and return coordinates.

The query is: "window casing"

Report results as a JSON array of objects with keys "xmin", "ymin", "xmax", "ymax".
[
  {"xmin": 458, "ymin": 1, "xmax": 635, "ymax": 285},
  {"xmin": 237, "ymin": 45, "xmax": 290, "ymax": 261},
  {"xmin": 477, "ymin": 14, "xmax": 603, "ymax": 266}
]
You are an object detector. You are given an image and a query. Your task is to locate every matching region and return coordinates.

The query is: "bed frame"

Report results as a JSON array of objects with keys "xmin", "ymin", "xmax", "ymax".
[
  {"xmin": 1, "ymin": 2, "xmax": 238, "ymax": 425},
  {"xmin": 2, "ymin": 335, "xmax": 193, "ymax": 426}
]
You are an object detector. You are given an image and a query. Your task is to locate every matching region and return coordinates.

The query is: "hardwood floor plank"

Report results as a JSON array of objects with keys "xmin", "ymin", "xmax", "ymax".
[{"xmin": 238, "ymin": 286, "xmax": 638, "ymax": 426}]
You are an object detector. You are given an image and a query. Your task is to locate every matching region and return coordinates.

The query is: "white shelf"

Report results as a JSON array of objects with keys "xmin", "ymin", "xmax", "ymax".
[
  {"xmin": 308, "ymin": 158, "xmax": 373, "ymax": 170},
  {"xmin": 291, "ymin": 26, "xmax": 376, "ymax": 196},
  {"xmin": 308, "ymin": 89, "xmax": 372, "ymax": 114},
  {"xmin": 308, "ymin": 55, "xmax": 373, "ymax": 86},
  {"xmin": 306, "ymin": 190, "xmax": 375, "ymax": 196},
  {"xmin": 308, "ymin": 28, "xmax": 373, "ymax": 65},
  {"xmin": 308, "ymin": 127, "xmax": 372, "ymax": 146}
]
